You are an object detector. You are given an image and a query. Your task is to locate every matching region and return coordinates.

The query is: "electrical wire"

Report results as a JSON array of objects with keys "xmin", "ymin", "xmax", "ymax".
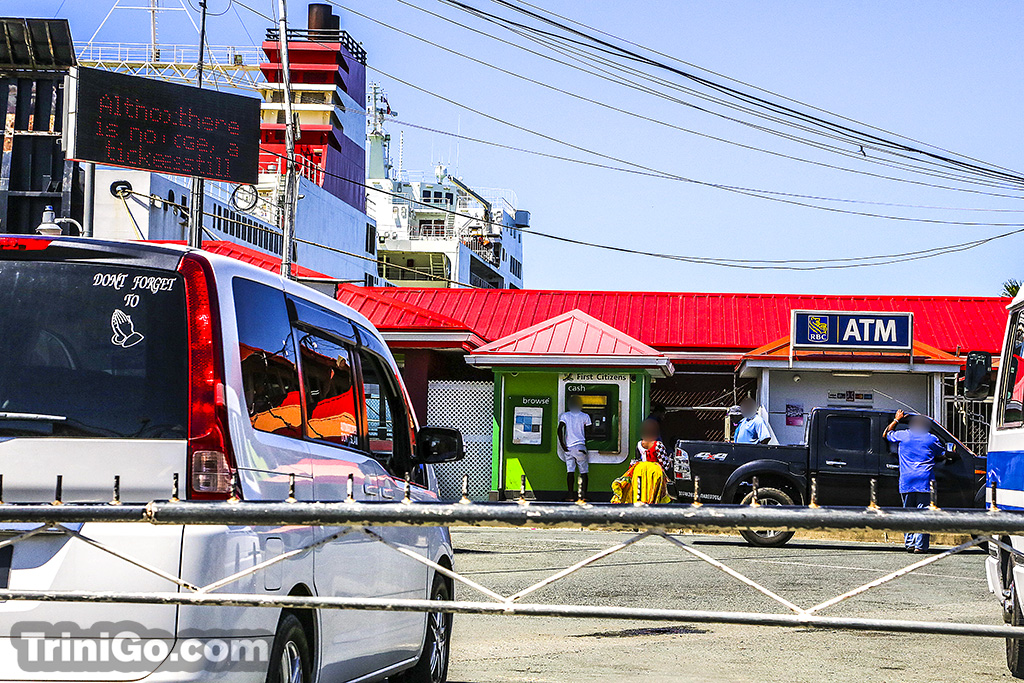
[
  {"xmin": 256, "ymin": 148, "xmax": 1024, "ymax": 270},
  {"xmin": 475, "ymin": 0, "xmax": 1024, "ymax": 187},
  {"xmin": 376, "ymin": 0, "xmax": 1024, "ymax": 199},
  {"xmin": 371, "ymin": 64, "xmax": 1024, "ymax": 228},
  {"xmin": 510, "ymin": 0, "xmax": 1019, "ymax": 176},
  {"xmin": 330, "ymin": 0, "xmax": 1024, "ymax": 206},
  {"xmin": 129, "ymin": 190, "xmax": 481, "ymax": 288}
]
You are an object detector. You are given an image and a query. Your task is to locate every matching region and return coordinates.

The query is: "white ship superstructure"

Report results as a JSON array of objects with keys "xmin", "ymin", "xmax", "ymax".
[{"xmin": 366, "ymin": 85, "xmax": 526, "ymax": 289}]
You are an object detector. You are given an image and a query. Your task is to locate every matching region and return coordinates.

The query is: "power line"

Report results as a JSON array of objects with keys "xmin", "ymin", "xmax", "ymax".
[
  {"xmin": 378, "ymin": 0, "xmax": 1024, "ymax": 199},
  {"xmin": 509, "ymin": 0, "xmax": 1024, "ymax": 179},
  {"xmin": 123, "ymin": 189, "xmax": 480, "ymax": 287},
  {"xmin": 371, "ymin": 64, "xmax": 1024, "ymax": 228},
  {"xmin": 476, "ymin": 0, "xmax": 1024, "ymax": 187},
  {"xmin": 257, "ymin": 148, "xmax": 1024, "ymax": 270}
]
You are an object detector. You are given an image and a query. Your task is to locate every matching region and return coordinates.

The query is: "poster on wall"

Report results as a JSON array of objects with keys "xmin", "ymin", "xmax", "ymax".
[
  {"xmin": 512, "ymin": 406, "xmax": 545, "ymax": 445},
  {"xmin": 827, "ymin": 390, "xmax": 874, "ymax": 407},
  {"xmin": 785, "ymin": 403, "xmax": 805, "ymax": 427}
]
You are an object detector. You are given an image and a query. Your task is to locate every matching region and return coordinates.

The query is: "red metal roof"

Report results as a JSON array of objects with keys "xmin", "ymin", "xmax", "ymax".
[
  {"xmin": 154, "ymin": 241, "xmax": 330, "ymax": 280},
  {"xmin": 336, "ymin": 286, "xmax": 472, "ymax": 331},
  {"xmin": 338, "ymin": 287, "xmax": 1010, "ymax": 355},
  {"xmin": 474, "ymin": 309, "xmax": 664, "ymax": 357}
]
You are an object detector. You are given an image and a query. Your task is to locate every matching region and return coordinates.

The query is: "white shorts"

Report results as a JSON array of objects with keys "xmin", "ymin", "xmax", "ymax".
[{"xmin": 564, "ymin": 447, "xmax": 590, "ymax": 474}]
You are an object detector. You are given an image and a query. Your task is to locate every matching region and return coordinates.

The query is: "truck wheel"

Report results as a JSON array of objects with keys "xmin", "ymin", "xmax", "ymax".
[
  {"xmin": 1008, "ymin": 555, "xmax": 1024, "ymax": 678},
  {"xmin": 266, "ymin": 613, "xmax": 311, "ymax": 683},
  {"xmin": 738, "ymin": 487, "xmax": 796, "ymax": 548},
  {"xmin": 396, "ymin": 574, "xmax": 452, "ymax": 683}
]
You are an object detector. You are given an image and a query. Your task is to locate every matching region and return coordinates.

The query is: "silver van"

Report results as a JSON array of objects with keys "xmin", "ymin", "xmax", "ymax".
[{"xmin": 0, "ymin": 236, "xmax": 463, "ymax": 682}]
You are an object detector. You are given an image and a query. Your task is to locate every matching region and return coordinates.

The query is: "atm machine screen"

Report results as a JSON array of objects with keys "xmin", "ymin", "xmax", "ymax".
[{"xmin": 579, "ymin": 394, "xmax": 611, "ymax": 440}]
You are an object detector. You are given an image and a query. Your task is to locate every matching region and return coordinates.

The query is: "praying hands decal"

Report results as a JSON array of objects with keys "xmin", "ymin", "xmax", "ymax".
[{"xmin": 111, "ymin": 309, "xmax": 145, "ymax": 348}]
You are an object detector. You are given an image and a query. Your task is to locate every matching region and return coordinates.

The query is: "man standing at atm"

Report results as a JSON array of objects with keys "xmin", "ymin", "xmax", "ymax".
[{"xmin": 558, "ymin": 394, "xmax": 592, "ymax": 501}]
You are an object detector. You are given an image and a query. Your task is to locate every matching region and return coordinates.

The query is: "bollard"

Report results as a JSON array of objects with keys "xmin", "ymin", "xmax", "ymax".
[
  {"xmin": 691, "ymin": 476, "xmax": 702, "ymax": 507},
  {"xmin": 809, "ymin": 477, "xmax": 819, "ymax": 509},
  {"xmin": 868, "ymin": 478, "xmax": 879, "ymax": 510},
  {"xmin": 403, "ymin": 474, "xmax": 412, "ymax": 504},
  {"xmin": 52, "ymin": 475, "xmax": 62, "ymax": 506},
  {"xmin": 170, "ymin": 472, "xmax": 180, "ymax": 503},
  {"xmin": 110, "ymin": 476, "xmax": 121, "ymax": 506},
  {"xmin": 287, "ymin": 473, "xmax": 297, "ymax": 503},
  {"xmin": 460, "ymin": 475, "xmax": 471, "ymax": 505},
  {"xmin": 519, "ymin": 475, "xmax": 528, "ymax": 504},
  {"xmin": 929, "ymin": 479, "xmax": 939, "ymax": 511},
  {"xmin": 346, "ymin": 473, "xmax": 355, "ymax": 503},
  {"xmin": 0, "ymin": 474, "xmax": 5, "ymax": 505},
  {"xmin": 577, "ymin": 475, "xmax": 585, "ymax": 504},
  {"xmin": 750, "ymin": 476, "xmax": 760, "ymax": 507},
  {"xmin": 990, "ymin": 480, "xmax": 999, "ymax": 512}
]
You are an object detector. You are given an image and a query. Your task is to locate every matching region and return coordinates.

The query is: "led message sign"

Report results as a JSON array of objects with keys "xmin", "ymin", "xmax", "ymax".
[{"xmin": 65, "ymin": 67, "xmax": 260, "ymax": 184}]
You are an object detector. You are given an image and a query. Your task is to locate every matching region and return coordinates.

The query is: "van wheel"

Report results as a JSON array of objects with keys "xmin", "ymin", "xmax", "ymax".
[
  {"xmin": 1008, "ymin": 555, "xmax": 1024, "ymax": 678},
  {"xmin": 738, "ymin": 487, "xmax": 796, "ymax": 548},
  {"xmin": 267, "ymin": 614, "xmax": 311, "ymax": 683},
  {"xmin": 397, "ymin": 575, "xmax": 452, "ymax": 683}
]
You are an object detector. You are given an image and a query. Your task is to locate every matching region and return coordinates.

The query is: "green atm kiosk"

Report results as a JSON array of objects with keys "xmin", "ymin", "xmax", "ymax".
[{"xmin": 467, "ymin": 308, "xmax": 673, "ymax": 501}]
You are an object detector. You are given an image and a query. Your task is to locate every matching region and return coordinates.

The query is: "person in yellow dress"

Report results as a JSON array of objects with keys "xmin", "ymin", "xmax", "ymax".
[{"xmin": 612, "ymin": 419, "xmax": 672, "ymax": 504}]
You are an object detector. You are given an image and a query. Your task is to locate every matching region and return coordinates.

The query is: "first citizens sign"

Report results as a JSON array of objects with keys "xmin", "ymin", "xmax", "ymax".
[{"xmin": 792, "ymin": 310, "xmax": 913, "ymax": 352}]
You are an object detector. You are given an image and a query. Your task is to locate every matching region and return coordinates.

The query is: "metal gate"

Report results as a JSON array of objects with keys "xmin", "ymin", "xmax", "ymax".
[
  {"xmin": 427, "ymin": 380, "xmax": 494, "ymax": 500},
  {"xmin": 944, "ymin": 396, "xmax": 992, "ymax": 456}
]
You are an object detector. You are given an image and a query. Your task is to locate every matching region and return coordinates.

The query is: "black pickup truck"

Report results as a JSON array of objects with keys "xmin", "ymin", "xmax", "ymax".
[{"xmin": 673, "ymin": 407, "xmax": 984, "ymax": 546}]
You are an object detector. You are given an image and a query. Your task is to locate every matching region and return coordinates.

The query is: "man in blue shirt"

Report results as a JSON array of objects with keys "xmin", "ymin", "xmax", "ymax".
[
  {"xmin": 734, "ymin": 397, "xmax": 771, "ymax": 444},
  {"xmin": 884, "ymin": 409, "xmax": 944, "ymax": 553}
]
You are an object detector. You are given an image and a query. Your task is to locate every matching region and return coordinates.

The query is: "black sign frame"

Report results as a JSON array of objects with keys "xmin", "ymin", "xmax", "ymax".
[{"xmin": 64, "ymin": 67, "xmax": 260, "ymax": 184}]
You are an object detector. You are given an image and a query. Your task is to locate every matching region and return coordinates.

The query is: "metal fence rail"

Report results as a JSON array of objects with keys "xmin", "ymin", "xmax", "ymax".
[{"xmin": 0, "ymin": 474, "xmax": 1019, "ymax": 643}]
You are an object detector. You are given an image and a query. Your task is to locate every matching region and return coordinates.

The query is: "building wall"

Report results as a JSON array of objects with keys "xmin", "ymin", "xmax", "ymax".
[
  {"xmin": 764, "ymin": 368, "xmax": 932, "ymax": 445},
  {"xmin": 91, "ymin": 169, "xmax": 378, "ymax": 284}
]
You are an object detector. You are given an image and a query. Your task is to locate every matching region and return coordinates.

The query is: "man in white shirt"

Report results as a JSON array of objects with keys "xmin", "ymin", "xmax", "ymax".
[{"xmin": 558, "ymin": 394, "xmax": 592, "ymax": 500}]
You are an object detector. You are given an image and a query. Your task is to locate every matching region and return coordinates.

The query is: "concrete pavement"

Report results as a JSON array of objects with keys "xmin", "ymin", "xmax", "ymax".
[{"xmin": 446, "ymin": 528, "xmax": 1011, "ymax": 682}]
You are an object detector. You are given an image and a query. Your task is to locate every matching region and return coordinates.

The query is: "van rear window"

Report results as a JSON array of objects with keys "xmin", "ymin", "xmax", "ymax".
[{"xmin": 0, "ymin": 262, "xmax": 188, "ymax": 439}]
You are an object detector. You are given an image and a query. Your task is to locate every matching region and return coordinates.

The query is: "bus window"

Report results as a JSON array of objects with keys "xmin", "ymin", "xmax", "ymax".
[{"xmin": 999, "ymin": 308, "xmax": 1024, "ymax": 428}]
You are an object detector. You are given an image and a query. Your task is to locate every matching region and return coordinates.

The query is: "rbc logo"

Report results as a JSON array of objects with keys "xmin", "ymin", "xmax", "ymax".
[{"xmin": 807, "ymin": 315, "xmax": 829, "ymax": 343}]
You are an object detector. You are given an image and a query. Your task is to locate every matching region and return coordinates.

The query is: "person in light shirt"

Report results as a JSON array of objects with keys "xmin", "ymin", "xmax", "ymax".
[
  {"xmin": 558, "ymin": 394, "xmax": 592, "ymax": 500},
  {"xmin": 733, "ymin": 396, "xmax": 771, "ymax": 444}
]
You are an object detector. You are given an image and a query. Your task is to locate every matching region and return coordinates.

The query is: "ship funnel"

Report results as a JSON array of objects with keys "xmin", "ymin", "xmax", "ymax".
[{"xmin": 308, "ymin": 3, "xmax": 335, "ymax": 31}]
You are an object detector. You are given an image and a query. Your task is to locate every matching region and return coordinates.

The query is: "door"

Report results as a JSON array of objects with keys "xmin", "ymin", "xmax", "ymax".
[
  {"xmin": 813, "ymin": 413, "xmax": 878, "ymax": 506},
  {"xmin": 357, "ymin": 348, "xmax": 431, "ymax": 667},
  {"xmin": 285, "ymin": 298, "xmax": 388, "ymax": 682}
]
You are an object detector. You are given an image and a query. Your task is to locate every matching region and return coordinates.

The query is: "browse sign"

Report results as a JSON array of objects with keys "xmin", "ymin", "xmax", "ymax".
[{"xmin": 791, "ymin": 311, "xmax": 913, "ymax": 352}]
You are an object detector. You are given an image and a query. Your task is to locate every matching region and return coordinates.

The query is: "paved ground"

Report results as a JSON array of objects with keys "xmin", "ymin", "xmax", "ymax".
[{"xmin": 446, "ymin": 528, "xmax": 1010, "ymax": 683}]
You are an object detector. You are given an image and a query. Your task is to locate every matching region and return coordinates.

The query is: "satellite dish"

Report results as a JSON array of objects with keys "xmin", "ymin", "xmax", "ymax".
[{"xmin": 435, "ymin": 164, "xmax": 448, "ymax": 183}]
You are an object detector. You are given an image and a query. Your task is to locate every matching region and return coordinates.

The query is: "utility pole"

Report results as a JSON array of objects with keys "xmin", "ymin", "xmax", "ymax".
[
  {"xmin": 186, "ymin": 0, "xmax": 208, "ymax": 248},
  {"xmin": 277, "ymin": 0, "xmax": 298, "ymax": 279}
]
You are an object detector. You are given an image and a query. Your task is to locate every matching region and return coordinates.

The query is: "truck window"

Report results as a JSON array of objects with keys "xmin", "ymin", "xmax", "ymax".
[
  {"xmin": 233, "ymin": 278, "xmax": 302, "ymax": 438},
  {"xmin": 824, "ymin": 415, "xmax": 871, "ymax": 452},
  {"xmin": 999, "ymin": 308, "xmax": 1024, "ymax": 428},
  {"xmin": 0, "ymin": 261, "xmax": 187, "ymax": 439}
]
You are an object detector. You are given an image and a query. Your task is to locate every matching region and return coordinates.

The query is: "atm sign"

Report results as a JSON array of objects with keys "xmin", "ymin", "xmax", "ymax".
[{"xmin": 792, "ymin": 311, "xmax": 913, "ymax": 351}]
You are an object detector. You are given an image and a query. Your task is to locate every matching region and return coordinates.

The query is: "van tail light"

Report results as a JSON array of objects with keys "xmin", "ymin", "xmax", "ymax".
[{"xmin": 178, "ymin": 253, "xmax": 238, "ymax": 500}]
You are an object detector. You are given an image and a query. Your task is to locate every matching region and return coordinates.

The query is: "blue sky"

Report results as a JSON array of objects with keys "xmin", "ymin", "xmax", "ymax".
[{"xmin": 39, "ymin": 0, "xmax": 1024, "ymax": 295}]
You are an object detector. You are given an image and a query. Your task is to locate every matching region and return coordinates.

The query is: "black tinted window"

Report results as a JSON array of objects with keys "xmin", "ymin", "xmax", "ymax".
[
  {"xmin": 233, "ymin": 278, "xmax": 302, "ymax": 438},
  {"xmin": 298, "ymin": 332, "xmax": 358, "ymax": 447},
  {"xmin": 825, "ymin": 416, "xmax": 871, "ymax": 452},
  {"xmin": 0, "ymin": 261, "xmax": 187, "ymax": 438},
  {"xmin": 358, "ymin": 350, "xmax": 411, "ymax": 475}
]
